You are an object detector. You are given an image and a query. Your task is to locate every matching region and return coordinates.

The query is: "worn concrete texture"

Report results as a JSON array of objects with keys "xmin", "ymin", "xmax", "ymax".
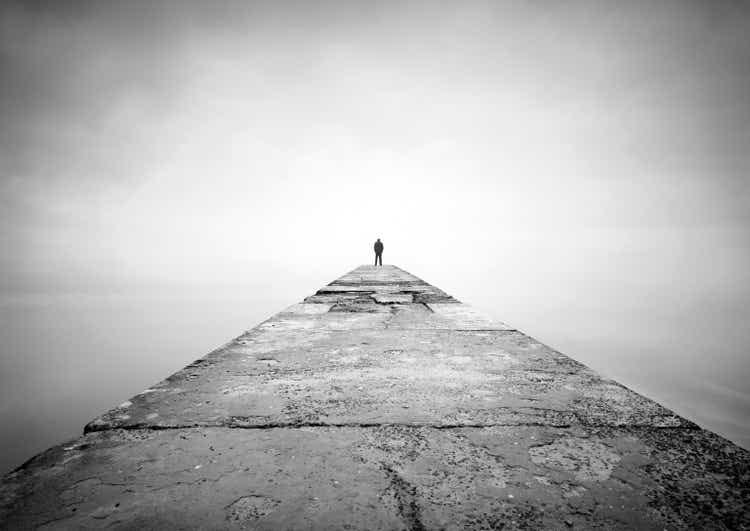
[{"xmin": 2, "ymin": 265, "xmax": 748, "ymax": 530}]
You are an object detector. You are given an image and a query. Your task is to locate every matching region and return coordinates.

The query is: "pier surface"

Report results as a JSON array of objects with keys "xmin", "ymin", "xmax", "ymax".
[{"xmin": 1, "ymin": 265, "xmax": 748, "ymax": 529}]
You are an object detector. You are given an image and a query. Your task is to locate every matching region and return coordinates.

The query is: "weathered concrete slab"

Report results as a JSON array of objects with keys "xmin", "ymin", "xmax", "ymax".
[
  {"xmin": 1, "ymin": 265, "xmax": 748, "ymax": 530},
  {"xmin": 82, "ymin": 327, "xmax": 690, "ymax": 432},
  {"xmin": 427, "ymin": 303, "xmax": 513, "ymax": 330},
  {"xmin": 282, "ymin": 303, "xmax": 333, "ymax": 315},
  {"xmin": 2, "ymin": 426, "xmax": 747, "ymax": 530},
  {"xmin": 306, "ymin": 268, "xmax": 458, "ymax": 306},
  {"xmin": 371, "ymin": 293, "xmax": 413, "ymax": 304}
]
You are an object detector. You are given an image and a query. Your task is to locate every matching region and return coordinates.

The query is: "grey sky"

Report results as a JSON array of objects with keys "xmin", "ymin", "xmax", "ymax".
[{"xmin": 2, "ymin": 0, "xmax": 749, "ymax": 291}]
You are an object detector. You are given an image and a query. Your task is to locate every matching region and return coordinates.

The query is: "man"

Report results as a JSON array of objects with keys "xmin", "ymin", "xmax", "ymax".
[{"xmin": 374, "ymin": 238, "xmax": 384, "ymax": 266}]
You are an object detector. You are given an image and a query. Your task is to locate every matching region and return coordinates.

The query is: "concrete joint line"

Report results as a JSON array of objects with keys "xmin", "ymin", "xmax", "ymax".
[{"xmin": 84, "ymin": 421, "xmax": 703, "ymax": 434}]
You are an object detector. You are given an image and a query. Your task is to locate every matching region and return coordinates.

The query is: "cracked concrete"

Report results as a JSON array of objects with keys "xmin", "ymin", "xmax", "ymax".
[{"xmin": 1, "ymin": 265, "xmax": 748, "ymax": 529}]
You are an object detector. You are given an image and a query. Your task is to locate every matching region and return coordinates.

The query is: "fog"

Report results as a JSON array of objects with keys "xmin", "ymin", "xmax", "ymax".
[{"xmin": 1, "ymin": 0, "xmax": 749, "ymax": 473}]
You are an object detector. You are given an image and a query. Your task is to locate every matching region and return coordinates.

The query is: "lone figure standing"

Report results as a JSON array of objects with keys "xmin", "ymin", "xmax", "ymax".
[{"xmin": 374, "ymin": 238, "xmax": 384, "ymax": 266}]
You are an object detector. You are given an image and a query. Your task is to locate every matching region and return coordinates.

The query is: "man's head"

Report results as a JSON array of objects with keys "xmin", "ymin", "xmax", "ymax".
[{"xmin": 377, "ymin": 238, "xmax": 381, "ymax": 241}]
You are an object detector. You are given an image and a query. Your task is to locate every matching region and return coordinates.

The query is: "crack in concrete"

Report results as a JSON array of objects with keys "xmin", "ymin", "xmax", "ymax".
[
  {"xmin": 84, "ymin": 420, "xmax": 702, "ymax": 434},
  {"xmin": 241, "ymin": 328, "xmax": 520, "ymax": 334},
  {"xmin": 381, "ymin": 464, "xmax": 426, "ymax": 531}
]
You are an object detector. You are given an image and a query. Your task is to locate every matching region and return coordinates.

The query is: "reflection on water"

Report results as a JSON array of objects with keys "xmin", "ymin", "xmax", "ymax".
[{"xmin": 1, "ymin": 282, "xmax": 748, "ymax": 475}]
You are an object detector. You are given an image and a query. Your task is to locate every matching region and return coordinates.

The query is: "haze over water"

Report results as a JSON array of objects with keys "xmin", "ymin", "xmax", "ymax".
[{"xmin": 1, "ymin": 1, "xmax": 749, "ymax": 473}]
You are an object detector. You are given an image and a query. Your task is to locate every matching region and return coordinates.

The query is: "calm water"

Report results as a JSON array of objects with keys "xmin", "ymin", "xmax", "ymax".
[
  {"xmin": 1, "ymin": 275, "xmax": 748, "ymax": 474},
  {"xmin": 0, "ymin": 290, "xmax": 290, "ymax": 475}
]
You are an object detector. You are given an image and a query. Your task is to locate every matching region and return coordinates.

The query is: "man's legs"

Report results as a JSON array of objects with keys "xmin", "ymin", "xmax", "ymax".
[{"xmin": 376, "ymin": 253, "xmax": 382, "ymax": 266}]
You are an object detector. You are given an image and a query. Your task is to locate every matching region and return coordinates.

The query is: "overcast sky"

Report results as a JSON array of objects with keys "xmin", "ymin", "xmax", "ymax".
[{"xmin": 1, "ymin": 0, "xmax": 748, "ymax": 293}]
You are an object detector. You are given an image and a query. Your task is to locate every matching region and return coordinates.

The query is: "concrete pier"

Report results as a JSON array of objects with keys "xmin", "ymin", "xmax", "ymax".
[{"xmin": 1, "ymin": 265, "xmax": 748, "ymax": 529}]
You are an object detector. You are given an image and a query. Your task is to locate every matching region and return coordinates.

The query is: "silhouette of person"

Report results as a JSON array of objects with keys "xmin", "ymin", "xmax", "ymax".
[{"xmin": 374, "ymin": 238, "xmax": 383, "ymax": 266}]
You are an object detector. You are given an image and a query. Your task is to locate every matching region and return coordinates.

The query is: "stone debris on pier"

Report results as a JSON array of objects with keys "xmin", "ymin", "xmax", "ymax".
[{"xmin": 1, "ymin": 265, "xmax": 748, "ymax": 530}]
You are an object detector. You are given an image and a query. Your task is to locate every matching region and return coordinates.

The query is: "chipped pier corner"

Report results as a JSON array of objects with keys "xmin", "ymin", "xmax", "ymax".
[{"xmin": 1, "ymin": 265, "xmax": 748, "ymax": 530}]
